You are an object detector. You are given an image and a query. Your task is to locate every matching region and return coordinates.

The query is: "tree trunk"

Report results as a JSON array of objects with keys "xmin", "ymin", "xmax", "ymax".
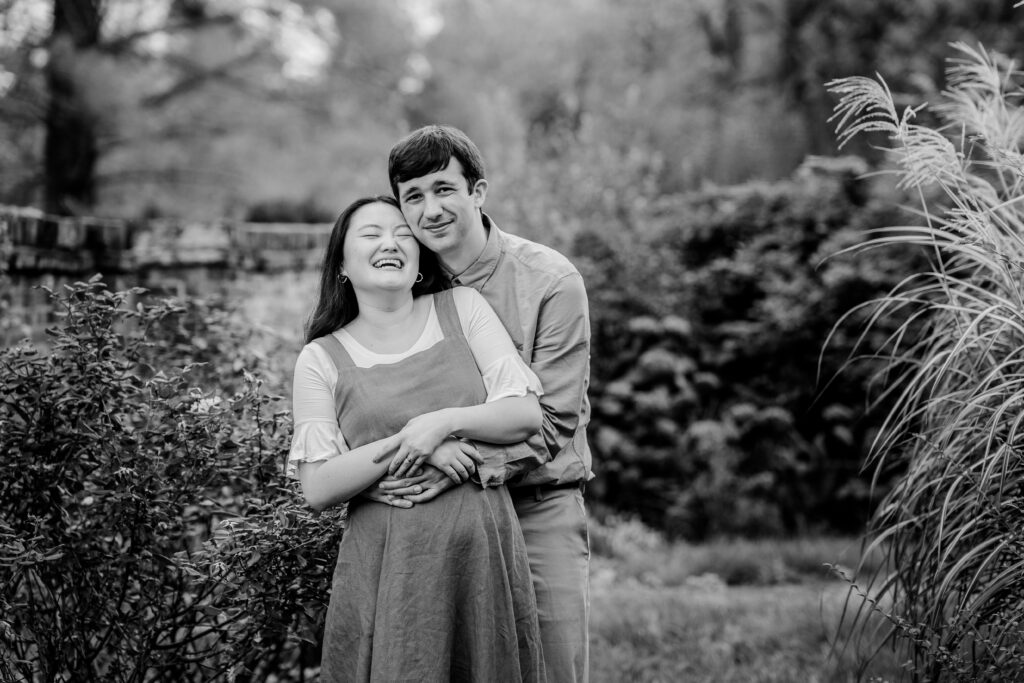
[{"xmin": 43, "ymin": 0, "xmax": 102, "ymax": 215}]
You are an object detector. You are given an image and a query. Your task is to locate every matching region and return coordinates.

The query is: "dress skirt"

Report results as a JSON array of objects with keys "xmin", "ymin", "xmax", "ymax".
[{"xmin": 320, "ymin": 484, "xmax": 544, "ymax": 683}]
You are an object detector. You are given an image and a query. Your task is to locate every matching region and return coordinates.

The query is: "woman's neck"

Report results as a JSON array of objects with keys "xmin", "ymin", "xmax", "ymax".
[
  {"xmin": 353, "ymin": 291, "xmax": 416, "ymax": 332},
  {"xmin": 345, "ymin": 291, "xmax": 432, "ymax": 354}
]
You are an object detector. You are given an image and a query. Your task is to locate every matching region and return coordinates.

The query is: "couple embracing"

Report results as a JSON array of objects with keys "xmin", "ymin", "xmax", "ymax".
[{"xmin": 287, "ymin": 125, "xmax": 593, "ymax": 682}]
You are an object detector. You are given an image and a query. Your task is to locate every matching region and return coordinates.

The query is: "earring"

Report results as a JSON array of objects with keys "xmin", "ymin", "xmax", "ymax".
[
  {"xmin": 338, "ymin": 272, "xmax": 348, "ymax": 284},
  {"xmin": 415, "ymin": 272, "xmax": 424, "ymax": 283}
]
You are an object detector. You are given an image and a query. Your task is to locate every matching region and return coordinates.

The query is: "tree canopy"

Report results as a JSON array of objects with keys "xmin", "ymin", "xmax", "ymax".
[{"xmin": 0, "ymin": 0, "xmax": 1018, "ymax": 219}]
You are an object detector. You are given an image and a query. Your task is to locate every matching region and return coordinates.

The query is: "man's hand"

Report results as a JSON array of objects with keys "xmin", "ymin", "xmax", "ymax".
[
  {"xmin": 377, "ymin": 464, "xmax": 458, "ymax": 504},
  {"xmin": 426, "ymin": 438, "xmax": 483, "ymax": 483},
  {"xmin": 359, "ymin": 486, "xmax": 415, "ymax": 509}
]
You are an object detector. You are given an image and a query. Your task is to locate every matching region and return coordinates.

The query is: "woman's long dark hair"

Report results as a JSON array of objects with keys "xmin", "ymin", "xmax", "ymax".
[{"xmin": 304, "ymin": 195, "xmax": 446, "ymax": 343}]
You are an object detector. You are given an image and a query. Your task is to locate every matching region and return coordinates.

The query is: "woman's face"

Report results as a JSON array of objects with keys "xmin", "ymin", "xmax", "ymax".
[{"xmin": 341, "ymin": 202, "xmax": 421, "ymax": 295}]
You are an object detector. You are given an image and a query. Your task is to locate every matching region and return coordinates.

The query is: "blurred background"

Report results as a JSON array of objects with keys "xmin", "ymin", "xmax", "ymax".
[{"xmin": 2, "ymin": 1, "xmax": 1022, "ymax": 680}]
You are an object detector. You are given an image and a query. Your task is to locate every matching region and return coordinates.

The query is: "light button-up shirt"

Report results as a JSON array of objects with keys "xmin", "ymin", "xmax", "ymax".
[{"xmin": 448, "ymin": 215, "xmax": 593, "ymax": 487}]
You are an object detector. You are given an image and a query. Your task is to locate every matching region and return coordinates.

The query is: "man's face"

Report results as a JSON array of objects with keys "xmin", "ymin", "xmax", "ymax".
[{"xmin": 395, "ymin": 157, "xmax": 487, "ymax": 264}]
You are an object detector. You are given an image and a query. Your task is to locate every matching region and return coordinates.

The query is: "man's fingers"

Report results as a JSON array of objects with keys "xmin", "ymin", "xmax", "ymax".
[
  {"xmin": 459, "ymin": 441, "xmax": 484, "ymax": 464},
  {"xmin": 378, "ymin": 476, "xmax": 427, "ymax": 492},
  {"xmin": 404, "ymin": 488, "xmax": 442, "ymax": 504},
  {"xmin": 445, "ymin": 465, "xmax": 463, "ymax": 484},
  {"xmin": 380, "ymin": 482, "xmax": 427, "ymax": 496},
  {"xmin": 384, "ymin": 495, "xmax": 413, "ymax": 509},
  {"xmin": 455, "ymin": 452, "xmax": 478, "ymax": 473}
]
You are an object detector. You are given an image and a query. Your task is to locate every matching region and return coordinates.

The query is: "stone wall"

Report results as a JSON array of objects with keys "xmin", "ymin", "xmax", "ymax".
[
  {"xmin": 1, "ymin": 204, "xmax": 333, "ymax": 274},
  {"xmin": 1, "ymin": 205, "xmax": 334, "ymax": 344}
]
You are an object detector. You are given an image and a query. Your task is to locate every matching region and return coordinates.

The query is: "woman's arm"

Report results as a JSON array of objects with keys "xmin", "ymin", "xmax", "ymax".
[
  {"xmin": 297, "ymin": 434, "xmax": 399, "ymax": 511},
  {"xmin": 386, "ymin": 394, "xmax": 541, "ymax": 477},
  {"xmin": 385, "ymin": 288, "xmax": 544, "ymax": 477},
  {"xmin": 291, "ymin": 344, "xmax": 405, "ymax": 510}
]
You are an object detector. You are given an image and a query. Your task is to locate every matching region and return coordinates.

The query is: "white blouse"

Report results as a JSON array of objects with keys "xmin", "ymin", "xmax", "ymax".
[{"xmin": 287, "ymin": 286, "xmax": 542, "ymax": 477}]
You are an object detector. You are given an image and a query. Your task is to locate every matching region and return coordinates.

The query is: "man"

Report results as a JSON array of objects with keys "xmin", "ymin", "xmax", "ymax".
[{"xmin": 378, "ymin": 124, "xmax": 593, "ymax": 681}]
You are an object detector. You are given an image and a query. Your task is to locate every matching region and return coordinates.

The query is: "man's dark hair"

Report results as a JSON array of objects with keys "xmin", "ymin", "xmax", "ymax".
[{"xmin": 388, "ymin": 125, "xmax": 486, "ymax": 199}]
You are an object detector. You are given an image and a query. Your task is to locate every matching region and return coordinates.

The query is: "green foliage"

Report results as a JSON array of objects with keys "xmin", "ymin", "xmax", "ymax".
[
  {"xmin": 577, "ymin": 158, "xmax": 929, "ymax": 540},
  {"xmin": 828, "ymin": 43, "xmax": 1024, "ymax": 679},
  {"xmin": 0, "ymin": 277, "xmax": 335, "ymax": 682}
]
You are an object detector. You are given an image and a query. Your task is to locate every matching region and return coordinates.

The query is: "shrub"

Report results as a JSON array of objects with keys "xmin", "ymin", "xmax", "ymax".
[
  {"xmin": 827, "ymin": 43, "xmax": 1024, "ymax": 678},
  {"xmin": 575, "ymin": 158, "xmax": 929, "ymax": 539},
  {"xmin": 0, "ymin": 277, "xmax": 336, "ymax": 682}
]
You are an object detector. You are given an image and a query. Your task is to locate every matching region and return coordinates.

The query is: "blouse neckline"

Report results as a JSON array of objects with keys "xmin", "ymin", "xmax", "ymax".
[{"xmin": 334, "ymin": 296, "xmax": 439, "ymax": 360}]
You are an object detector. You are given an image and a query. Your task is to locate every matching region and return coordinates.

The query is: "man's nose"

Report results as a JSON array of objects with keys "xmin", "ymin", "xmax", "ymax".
[{"xmin": 423, "ymin": 193, "xmax": 442, "ymax": 219}]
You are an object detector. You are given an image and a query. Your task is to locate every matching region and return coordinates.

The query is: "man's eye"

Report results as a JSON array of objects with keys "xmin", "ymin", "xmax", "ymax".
[
  {"xmin": 437, "ymin": 187, "xmax": 454, "ymax": 195},
  {"xmin": 404, "ymin": 194, "xmax": 422, "ymax": 204}
]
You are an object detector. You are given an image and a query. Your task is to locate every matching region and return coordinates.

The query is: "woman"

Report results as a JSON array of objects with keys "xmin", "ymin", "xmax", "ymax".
[{"xmin": 288, "ymin": 195, "xmax": 545, "ymax": 682}]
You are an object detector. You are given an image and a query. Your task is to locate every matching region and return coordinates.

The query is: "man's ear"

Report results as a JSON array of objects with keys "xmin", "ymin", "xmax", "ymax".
[{"xmin": 471, "ymin": 179, "xmax": 488, "ymax": 208}]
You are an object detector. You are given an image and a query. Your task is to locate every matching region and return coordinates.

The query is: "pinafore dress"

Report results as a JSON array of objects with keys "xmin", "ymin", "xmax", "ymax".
[{"xmin": 315, "ymin": 289, "xmax": 544, "ymax": 683}]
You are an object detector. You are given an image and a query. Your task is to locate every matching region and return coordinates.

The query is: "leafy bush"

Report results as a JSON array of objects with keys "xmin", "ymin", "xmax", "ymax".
[
  {"xmin": 575, "ymin": 157, "xmax": 930, "ymax": 539},
  {"xmin": 0, "ymin": 277, "xmax": 336, "ymax": 682},
  {"xmin": 828, "ymin": 43, "xmax": 1024, "ymax": 679}
]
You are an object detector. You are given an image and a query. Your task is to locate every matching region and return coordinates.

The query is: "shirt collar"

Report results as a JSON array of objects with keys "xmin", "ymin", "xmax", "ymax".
[{"xmin": 446, "ymin": 213, "xmax": 503, "ymax": 288}]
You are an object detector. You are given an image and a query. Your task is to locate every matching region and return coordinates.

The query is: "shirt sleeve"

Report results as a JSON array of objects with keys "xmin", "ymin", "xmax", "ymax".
[
  {"xmin": 286, "ymin": 343, "xmax": 349, "ymax": 478},
  {"xmin": 528, "ymin": 272, "xmax": 590, "ymax": 462},
  {"xmin": 472, "ymin": 272, "xmax": 591, "ymax": 487},
  {"xmin": 453, "ymin": 287, "xmax": 543, "ymax": 401}
]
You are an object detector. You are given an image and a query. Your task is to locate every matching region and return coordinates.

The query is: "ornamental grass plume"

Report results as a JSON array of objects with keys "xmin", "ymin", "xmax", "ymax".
[{"xmin": 827, "ymin": 43, "xmax": 1024, "ymax": 680}]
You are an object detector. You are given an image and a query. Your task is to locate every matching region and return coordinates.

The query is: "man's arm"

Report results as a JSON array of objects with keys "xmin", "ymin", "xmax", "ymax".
[{"xmin": 474, "ymin": 272, "xmax": 591, "ymax": 486}]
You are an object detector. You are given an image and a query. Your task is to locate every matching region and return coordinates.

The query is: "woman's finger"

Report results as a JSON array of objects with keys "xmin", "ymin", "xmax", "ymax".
[
  {"xmin": 371, "ymin": 435, "xmax": 400, "ymax": 464},
  {"xmin": 395, "ymin": 452, "xmax": 425, "ymax": 479},
  {"xmin": 389, "ymin": 444, "xmax": 410, "ymax": 476}
]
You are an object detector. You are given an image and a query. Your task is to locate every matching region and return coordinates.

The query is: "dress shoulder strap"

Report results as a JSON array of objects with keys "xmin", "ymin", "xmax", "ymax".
[
  {"xmin": 433, "ymin": 288, "xmax": 463, "ymax": 340},
  {"xmin": 312, "ymin": 333, "xmax": 355, "ymax": 372}
]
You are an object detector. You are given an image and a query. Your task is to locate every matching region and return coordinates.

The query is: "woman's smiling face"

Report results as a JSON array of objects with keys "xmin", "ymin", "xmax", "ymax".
[{"xmin": 341, "ymin": 201, "xmax": 421, "ymax": 294}]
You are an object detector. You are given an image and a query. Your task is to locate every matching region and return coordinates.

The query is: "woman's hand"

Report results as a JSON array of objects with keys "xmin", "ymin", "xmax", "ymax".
[
  {"xmin": 427, "ymin": 438, "xmax": 483, "ymax": 483},
  {"xmin": 386, "ymin": 409, "xmax": 455, "ymax": 478}
]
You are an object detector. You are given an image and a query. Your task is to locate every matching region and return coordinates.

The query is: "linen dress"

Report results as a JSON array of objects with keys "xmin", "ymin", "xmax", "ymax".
[{"xmin": 311, "ymin": 289, "xmax": 544, "ymax": 683}]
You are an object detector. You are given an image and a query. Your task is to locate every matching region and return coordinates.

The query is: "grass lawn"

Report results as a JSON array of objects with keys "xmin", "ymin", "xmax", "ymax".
[{"xmin": 589, "ymin": 521, "xmax": 903, "ymax": 682}]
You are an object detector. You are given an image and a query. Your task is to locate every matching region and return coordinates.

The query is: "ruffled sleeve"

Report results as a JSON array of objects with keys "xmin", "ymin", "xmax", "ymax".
[
  {"xmin": 451, "ymin": 286, "xmax": 545, "ymax": 402},
  {"xmin": 287, "ymin": 342, "xmax": 348, "ymax": 479},
  {"xmin": 286, "ymin": 421, "xmax": 349, "ymax": 478},
  {"xmin": 480, "ymin": 354, "xmax": 544, "ymax": 402}
]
